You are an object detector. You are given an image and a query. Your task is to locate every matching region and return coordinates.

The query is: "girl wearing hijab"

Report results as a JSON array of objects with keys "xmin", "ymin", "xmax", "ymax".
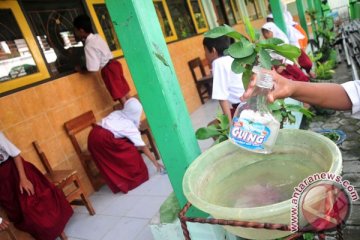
[
  {"xmin": 262, "ymin": 22, "xmax": 310, "ymax": 82},
  {"xmin": 267, "ymin": 9, "xmax": 314, "ymax": 78},
  {"xmin": 88, "ymin": 97, "xmax": 163, "ymax": 194}
]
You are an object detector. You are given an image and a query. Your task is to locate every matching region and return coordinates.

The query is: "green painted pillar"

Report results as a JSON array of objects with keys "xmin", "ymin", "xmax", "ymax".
[
  {"xmin": 258, "ymin": 0, "xmax": 268, "ymax": 19},
  {"xmin": 237, "ymin": 0, "xmax": 249, "ymax": 22},
  {"xmin": 269, "ymin": 0, "xmax": 287, "ymax": 34},
  {"xmin": 349, "ymin": 0, "xmax": 357, "ymax": 19},
  {"xmin": 296, "ymin": 0, "xmax": 309, "ymax": 37},
  {"xmin": 201, "ymin": 0, "xmax": 218, "ymax": 28},
  {"xmin": 106, "ymin": 0, "xmax": 202, "ymax": 209},
  {"xmin": 307, "ymin": 0, "xmax": 317, "ymax": 40},
  {"xmin": 314, "ymin": 0, "xmax": 323, "ymax": 23}
]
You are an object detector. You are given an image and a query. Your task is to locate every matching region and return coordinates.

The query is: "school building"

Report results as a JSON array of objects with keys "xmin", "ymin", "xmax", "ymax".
[{"xmin": 0, "ymin": 0, "xmax": 309, "ymax": 195}]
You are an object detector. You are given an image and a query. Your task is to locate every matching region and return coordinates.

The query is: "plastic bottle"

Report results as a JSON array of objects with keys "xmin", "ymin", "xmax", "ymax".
[{"xmin": 229, "ymin": 68, "xmax": 280, "ymax": 154}]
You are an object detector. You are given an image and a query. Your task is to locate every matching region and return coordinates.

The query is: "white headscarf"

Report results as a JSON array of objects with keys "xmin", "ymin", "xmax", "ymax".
[
  {"xmin": 281, "ymin": 2, "xmax": 304, "ymax": 47},
  {"xmin": 261, "ymin": 22, "xmax": 293, "ymax": 65},
  {"xmin": 262, "ymin": 22, "xmax": 289, "ymax": 44},
  {"xmin": 100, "ymin": 97, "xmax": 145, "ymax": 146}
]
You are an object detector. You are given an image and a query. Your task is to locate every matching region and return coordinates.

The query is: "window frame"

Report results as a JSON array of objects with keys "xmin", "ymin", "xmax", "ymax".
[
  {"xmin": 153, "ymin": 0, "xmax": 178, "ymax": 42},
  {"xmin": 85, "ymin": 0, "xmax": 123, "ymax": 57},
  {"xmin": 186, "ymin": 0, "xmax": 209, "ymax": 34},
  {"xmin": 230, "ymin": 0, "xmax": 242, "ymax": 23},
  {"xmin": 0, "ymin": 1, "xmax": 50, "ymax": 94}
]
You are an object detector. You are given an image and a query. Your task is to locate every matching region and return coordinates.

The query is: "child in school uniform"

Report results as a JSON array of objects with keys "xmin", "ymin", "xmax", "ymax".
[
  {"xmin": 0, "ymin": 132, "xmax": 73, "ymax": 240},
  {"xmin": 73, "ymin": 14, "xmax": 130, "ymax": 105},
  {"xmin": 261, "ymin": 22, "xmax": 310, "ymax": 82},
  {"xmin": 203, "ymin": 36, "xmax": 245, "ymax": 122},
  {"xmin": 88, "ymin": 97, "xmax": 164, "ymax": 194}
]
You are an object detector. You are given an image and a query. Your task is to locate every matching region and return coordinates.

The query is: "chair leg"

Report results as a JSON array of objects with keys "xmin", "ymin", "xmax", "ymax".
[
  {"xmin": 196, "ymin": 86, "xmax": 205, "ymax": 104},
  {"xmin": 74, "ymin": 176, "xmax": 96, "ymax": 216},
  {"xmin": 5, "ymin": 228, "xmax": 17, "ymax": 240},
  {"xmin": 59, "ymin": 232, "xmax": 67, "ymax": 240},
  {"xmin": 144, "ymin": 129, "xmax": 160, "ymax": 160}
]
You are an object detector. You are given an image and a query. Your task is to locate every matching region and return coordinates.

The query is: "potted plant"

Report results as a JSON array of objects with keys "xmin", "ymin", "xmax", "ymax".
[
  {"xmin": 311, "ymin": 60, "xmax": 335, "ymax": 83},
  {"xmin": 203, "ymin": 18, "xmax": 301, "ymax": 88}
]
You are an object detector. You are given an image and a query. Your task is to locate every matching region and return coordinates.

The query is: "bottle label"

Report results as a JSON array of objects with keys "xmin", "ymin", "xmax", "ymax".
[{"xmin": 229, "ymin": 117, "xmax": 271, "ymax": 150}]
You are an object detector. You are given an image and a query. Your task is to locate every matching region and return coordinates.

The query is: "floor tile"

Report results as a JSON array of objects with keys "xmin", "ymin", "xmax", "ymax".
[
  {"xmin": 128, "ymin": 174, "xmax": 173, "ymax": 196},
  {"xmin": 74, "ymin": 193, "xmax": 118, "ymax": 214},
  {"xmin": 65, "ymin": 213, "xmax": 120, "ymax": 240},
  {"xmin": 101, "ymin": 194, "xmax": 143, "ymax": 217},
  {"xmin": 125, "ymin": 196, "xmax": 168, "ymax": 219},
  {"xmin": 101, "ymin": 217, "xmax": 149, "ymax": 240},
  {"xmin": 135, "ymin": 225, "xmax": 155, "ymax": 240}
]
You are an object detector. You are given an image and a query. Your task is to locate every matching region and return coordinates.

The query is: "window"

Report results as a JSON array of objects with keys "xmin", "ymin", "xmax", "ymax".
[
  {"xmin": 0, "ymin": 1, "xmax": 49, "ymax": 94},
  {"xmin": 153, "ymin": 0, "xmax": 178, "ymax": 42},
  {"xmin": 167, "ymin": 0, "xmax": 196, "ymax": 39},
  {"xmin": 212, "ymin": 0, "xmax": 236, "ymax": 26},
  {"xmin": 22, "ymin": 0, "xmax": 86, "ymax": 77},
  {"xmin": 86, "ymin": 0, "xmax": 123, "ymax": 57},
  {"xmin": 187, "ymin": 0, "xmax": 209, "ymax": 33},
  {"xmin": 245, "ymin": 0, "xmax": 260, "ymax": 20},
  {"xmin": 230, "ymin": 0, "xmax": 242, "ymax": 22}
]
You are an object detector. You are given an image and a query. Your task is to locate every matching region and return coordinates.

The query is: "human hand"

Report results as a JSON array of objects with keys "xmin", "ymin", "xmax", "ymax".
[
  {"xmin": 308, "ymin": 71, "xmax": 316, "ymax": 79},
  {"xmin": 0, "ymin": 218, "xmax": 9, "ymax": 231},
  {"xmin": 276, "ymin": 66, "xmax": 286, "ymax": 73},
  {"xmin": 154, "ymin": 162, "xmax": 165, "ymax": 173},
  {"xmin": 241, "ymin": 68, "xmax": 295, "ymax": 103},
  {"xmin": 19, "ymin": 178, "xmax": 35, "ymax": 196}
]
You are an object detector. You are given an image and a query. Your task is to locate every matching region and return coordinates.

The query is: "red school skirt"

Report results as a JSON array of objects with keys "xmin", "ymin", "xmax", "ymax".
[
  {"xmin": 88, "ymin": 125, "xmax": 149, "ymax": 194},
  {"xmin": 0, "ymin": 158, "xmax": 73, "ymax": 240},
  {"xmin": 101, "ymin": 60, "xmax": 130, "ymax": 101}
]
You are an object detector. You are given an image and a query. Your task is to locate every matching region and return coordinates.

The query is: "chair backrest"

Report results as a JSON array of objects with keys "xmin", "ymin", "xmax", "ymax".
[
  {"xmin": 188, "ymin": 57, "xmax": 207, "ymax": 83},
  {"xmin": 32, "ymin": 141, "xmax": 53, "ymax": 175},
  {"xmin": 64, "ymin": 111, "xmax": 104, "ymax": 191},
  {"xmin": 64, "ymin": 111, "xmax": 96, "ymax": 155}
]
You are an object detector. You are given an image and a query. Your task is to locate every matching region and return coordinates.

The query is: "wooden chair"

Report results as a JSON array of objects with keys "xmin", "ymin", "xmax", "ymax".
[
  {"xmin": 64, "ymin": 111, "xmax": 105, "ymax": 191},
  {"xmin": 32, "ymin": 141, "xmax": 95, "ymax": 216},
  {"xmin": 188, "ymin": 57, "xmax": 213, "ymax": 104},
  {"xmin": 0, "ymin": 216, "xmax": 17, "ymax": 240},
  {"xmin": 113, "ymin": 100, "xmax": 160, "ymax": 160}
]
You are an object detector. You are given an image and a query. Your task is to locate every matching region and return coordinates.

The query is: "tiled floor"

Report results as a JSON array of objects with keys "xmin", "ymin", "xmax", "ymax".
[{"xmin": 63, "ymin": 100, "xmax": 219, "ymax": 240}]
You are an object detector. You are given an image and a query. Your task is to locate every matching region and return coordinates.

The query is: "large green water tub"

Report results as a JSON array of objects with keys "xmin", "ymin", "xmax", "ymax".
[{"xmin": 183, "ymin": 129, "xmax": 342, "ymax": 239}]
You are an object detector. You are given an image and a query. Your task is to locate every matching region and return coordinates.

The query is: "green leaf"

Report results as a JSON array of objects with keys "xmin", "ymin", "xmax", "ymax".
[
  {"xmin": 223, "ymin": 49, "xmax": 229, "ymax": 56},
  {"xmin": 204, "ymin": 25, "xmax": 245, "ymax": 40},
  {"xmin": 288, "ymin": 113, "xmax": 296, "ymax": 124},
  {"xmin": 268, "ymin": 101, "xmax": 282, "ymax": 111},
  {"xmin": 266, "ymin": 44, "xmax": 301, "ymax": 61},
  {"xmin": 255, "ymin": 30, "xmax": 260, "ymax": 41},
  {"xmin": 271, "ymin": 59, "xmax": 282, "ymax": 66},
  {"xmin": 272, "ymin": 111, "xmax": 283, "ymax": 122},
  {"xmin": 244, "ymin": 17, "xmax": 256, "ymax": 42},
  {"xmin": 218, "ymin": 135, "xmax": 228, "ymax": 143},
  {"xmin": 283, "ymin": 104, "xmax": 303, "ymax": 112},
  {"xmin": 231, "ymin": 60, "xmax": 246, "ymax": 74},
  {"xmin": 303, "ymin": 233, "xmax": 315, "ymax": 240},
  {"xmin": 217, "ymin": 114, "xmax": 229, "ymax": 131},
  {"xmin": 299, "ymin": 108, "xmax": 315, "ymax": 119},
  {"xmin": 233, "ymin": 52, "xmax": 257, "ymax": 65},
  {"xmin": 258, "ymin": 38, "xmax": 284, "ymax": 45},
  {"xmin": 195, "ymin": 126, "xmax": 221, "ymax": 140},
  {"xmin": 242, "ymin": 66, "xmax": 253, "ymax": 89},
  {"xmin": 227, "ymin": 39, "xmax": 254, "ymax": 58},
  {"xmin": 258, "ymin": 48, "xmax": 272, "ymax": 70}
]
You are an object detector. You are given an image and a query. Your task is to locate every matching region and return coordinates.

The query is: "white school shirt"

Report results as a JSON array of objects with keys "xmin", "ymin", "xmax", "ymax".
[
  {"xmin": 342, "ymin": 80, "xmax": 360, "ymax": 118},
  {"xmin": 84, "ymin": 33, "xmax": 113, "ymax": 72},
  {"xmin": 100, "ymin": 98, "xmax": 146, "ymax": 147},
  {"xmin": 0, "ymin": 132, "xmax": 21, "ymax": 164},
  {"xmin": 211, "ymin": 56, "xmax": 244, "ymax": 104}
]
